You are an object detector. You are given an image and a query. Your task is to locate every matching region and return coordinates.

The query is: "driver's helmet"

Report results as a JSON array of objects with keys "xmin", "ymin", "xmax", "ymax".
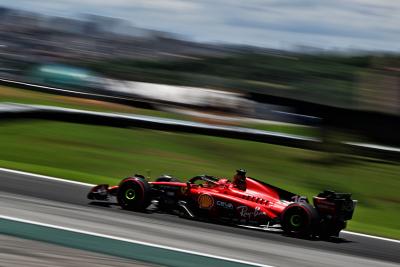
[
  {"xmin": 236, "ymin": 169, "xmax": 246, "ymax": 176},
  {"xmin": 159, "ymin": 174, "xmax": 173, "ymax": 179},
  {"xmin": 234, "ymin": 169, "xmax": 247, "ymax": 182}
]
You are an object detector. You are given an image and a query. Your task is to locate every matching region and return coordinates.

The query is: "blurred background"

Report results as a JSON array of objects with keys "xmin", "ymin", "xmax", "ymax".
[{"xmin": 0, "ymin": 0, "xmax": 399, "ymax": 252}]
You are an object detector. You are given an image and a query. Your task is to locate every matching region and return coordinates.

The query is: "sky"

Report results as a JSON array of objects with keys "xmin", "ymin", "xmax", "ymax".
[{"xmin": 1, "ymin": 0, "xmax": 399, "ymax": 51}]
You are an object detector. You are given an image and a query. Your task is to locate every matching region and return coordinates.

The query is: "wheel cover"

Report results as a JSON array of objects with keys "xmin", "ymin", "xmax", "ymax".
[
  {"xmin": 125, "ymin": 188, "xmax": 136, "ymax": 200},
  {"xmin": 290, "ymin": 214, "xmax": 302, "ymax": 227}
]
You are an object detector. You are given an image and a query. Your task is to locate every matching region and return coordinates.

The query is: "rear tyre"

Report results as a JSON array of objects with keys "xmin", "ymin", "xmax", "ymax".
[
  {"xmin": 281, "ymin": 203, "xmax": 318, "ymax": 237},
  {"xmin": 117, "ymin": 177, "xmax": 151, "ymax": 211}
]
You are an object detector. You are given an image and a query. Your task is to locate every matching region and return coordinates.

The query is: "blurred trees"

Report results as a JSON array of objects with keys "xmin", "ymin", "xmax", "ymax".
[{"xmin": 87, "ymin": 53, "xmax": 384, "ymax": 107}]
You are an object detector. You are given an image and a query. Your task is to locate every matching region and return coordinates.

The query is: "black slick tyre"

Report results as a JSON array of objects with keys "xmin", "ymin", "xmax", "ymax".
[
  {"xmin": 281, "ymin": 203, "xmax": 318, "ymax": 237},
  {"xmin": 117, "ymin": 177, "xmax": 151, "ymax": 211}
]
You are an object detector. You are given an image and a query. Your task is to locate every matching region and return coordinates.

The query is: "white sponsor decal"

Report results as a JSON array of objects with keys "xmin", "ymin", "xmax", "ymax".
[
  {"xmin": 216, "ymin": 200, "xmax": 234, "ymax": 209},
  {"xmin": 236, "ymin": 206, "xmax": 266, "ymax": 220},
  {"xmin": 291, "ymin": 195, "xmax": 308, "ymax": 203}
]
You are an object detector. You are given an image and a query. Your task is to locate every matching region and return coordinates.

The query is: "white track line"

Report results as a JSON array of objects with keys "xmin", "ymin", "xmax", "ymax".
[
  {"xmin": 0, "ymin": 215, "xmax": 274, "ymax": 267},
  {"xmin": 342, "ymin": 231, "xmax": 400, "ymax": 244},
  {"xmin": 1, "ymin": 167, "xmax": 399, "ymax": 244},
  {"xmin": 0, "ymin": 167, "xmax": 94, "ymax": 187}
]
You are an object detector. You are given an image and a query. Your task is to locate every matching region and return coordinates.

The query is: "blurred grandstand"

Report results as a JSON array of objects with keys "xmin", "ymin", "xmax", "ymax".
[{"xmin": 1, "ymin": 6, "xmax": 400, "ymax": 146}]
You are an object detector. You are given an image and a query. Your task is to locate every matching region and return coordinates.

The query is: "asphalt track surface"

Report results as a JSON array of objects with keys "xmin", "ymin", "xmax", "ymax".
[
  {"xmin": 0, "ymin": 235, "xmax": 157, "ymax": 267},
  {"xmin": 1, "ymin": 169, "xmax": 399, "ymax": 267}
]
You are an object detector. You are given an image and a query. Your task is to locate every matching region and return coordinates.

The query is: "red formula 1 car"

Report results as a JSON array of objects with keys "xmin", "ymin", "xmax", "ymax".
[{"xmin": 88, "ymin": 173, "xmax": 357, "ymax": 238}]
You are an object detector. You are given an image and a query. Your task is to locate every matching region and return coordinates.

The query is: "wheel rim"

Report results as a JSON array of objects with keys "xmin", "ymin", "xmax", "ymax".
[
  {"xmin": 125, "ymin": 188, "xmax": 136, "ymax": 200},
  {"xmin": 290, "ymin": 214, "xmax": 302, "ymax": 227}
]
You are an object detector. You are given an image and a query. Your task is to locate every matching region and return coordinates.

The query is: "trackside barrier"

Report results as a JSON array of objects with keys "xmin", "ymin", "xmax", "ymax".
[
  {"xmin": 0, "ymin": 103, "xmax": 399, "ymax": 161},
  {"xmin": 0, "ymin": 78, "xmax": 242, "ymax": 112},
  {"xmin": 0, "ymin": 78, "xmax": 155, "ymax": 108}
]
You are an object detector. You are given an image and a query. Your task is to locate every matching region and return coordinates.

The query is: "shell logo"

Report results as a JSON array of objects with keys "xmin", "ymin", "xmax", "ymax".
[{"xmin": 198, "ymin": 194, "xmax": 214, "ymax": 209}]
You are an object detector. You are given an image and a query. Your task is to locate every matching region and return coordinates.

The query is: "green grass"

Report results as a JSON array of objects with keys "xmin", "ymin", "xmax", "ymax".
[
  {"xmin": 243, "ymin": 123, "xmax": 319, "ymax": 137},
  {"xmin": 0, "ymin": 120, "xmax": 399, "ymax": 239}
]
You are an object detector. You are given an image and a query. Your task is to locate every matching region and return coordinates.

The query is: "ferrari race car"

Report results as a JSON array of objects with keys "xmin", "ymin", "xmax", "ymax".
[{"xmin": 88, "ymin": 173, "xmax": 357, "ymax": 238}]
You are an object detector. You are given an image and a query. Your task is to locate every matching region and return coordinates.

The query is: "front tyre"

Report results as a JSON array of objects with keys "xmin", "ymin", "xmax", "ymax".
[{"xmin": 117, "ymin": 177, "xmax": 151, "ymax": 211}]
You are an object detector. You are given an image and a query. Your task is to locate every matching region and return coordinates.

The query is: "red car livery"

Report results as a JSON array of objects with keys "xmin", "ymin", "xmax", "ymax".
[{"xmin": 88, "ymin": 174, "xmax": 356, "ymax": 238}]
